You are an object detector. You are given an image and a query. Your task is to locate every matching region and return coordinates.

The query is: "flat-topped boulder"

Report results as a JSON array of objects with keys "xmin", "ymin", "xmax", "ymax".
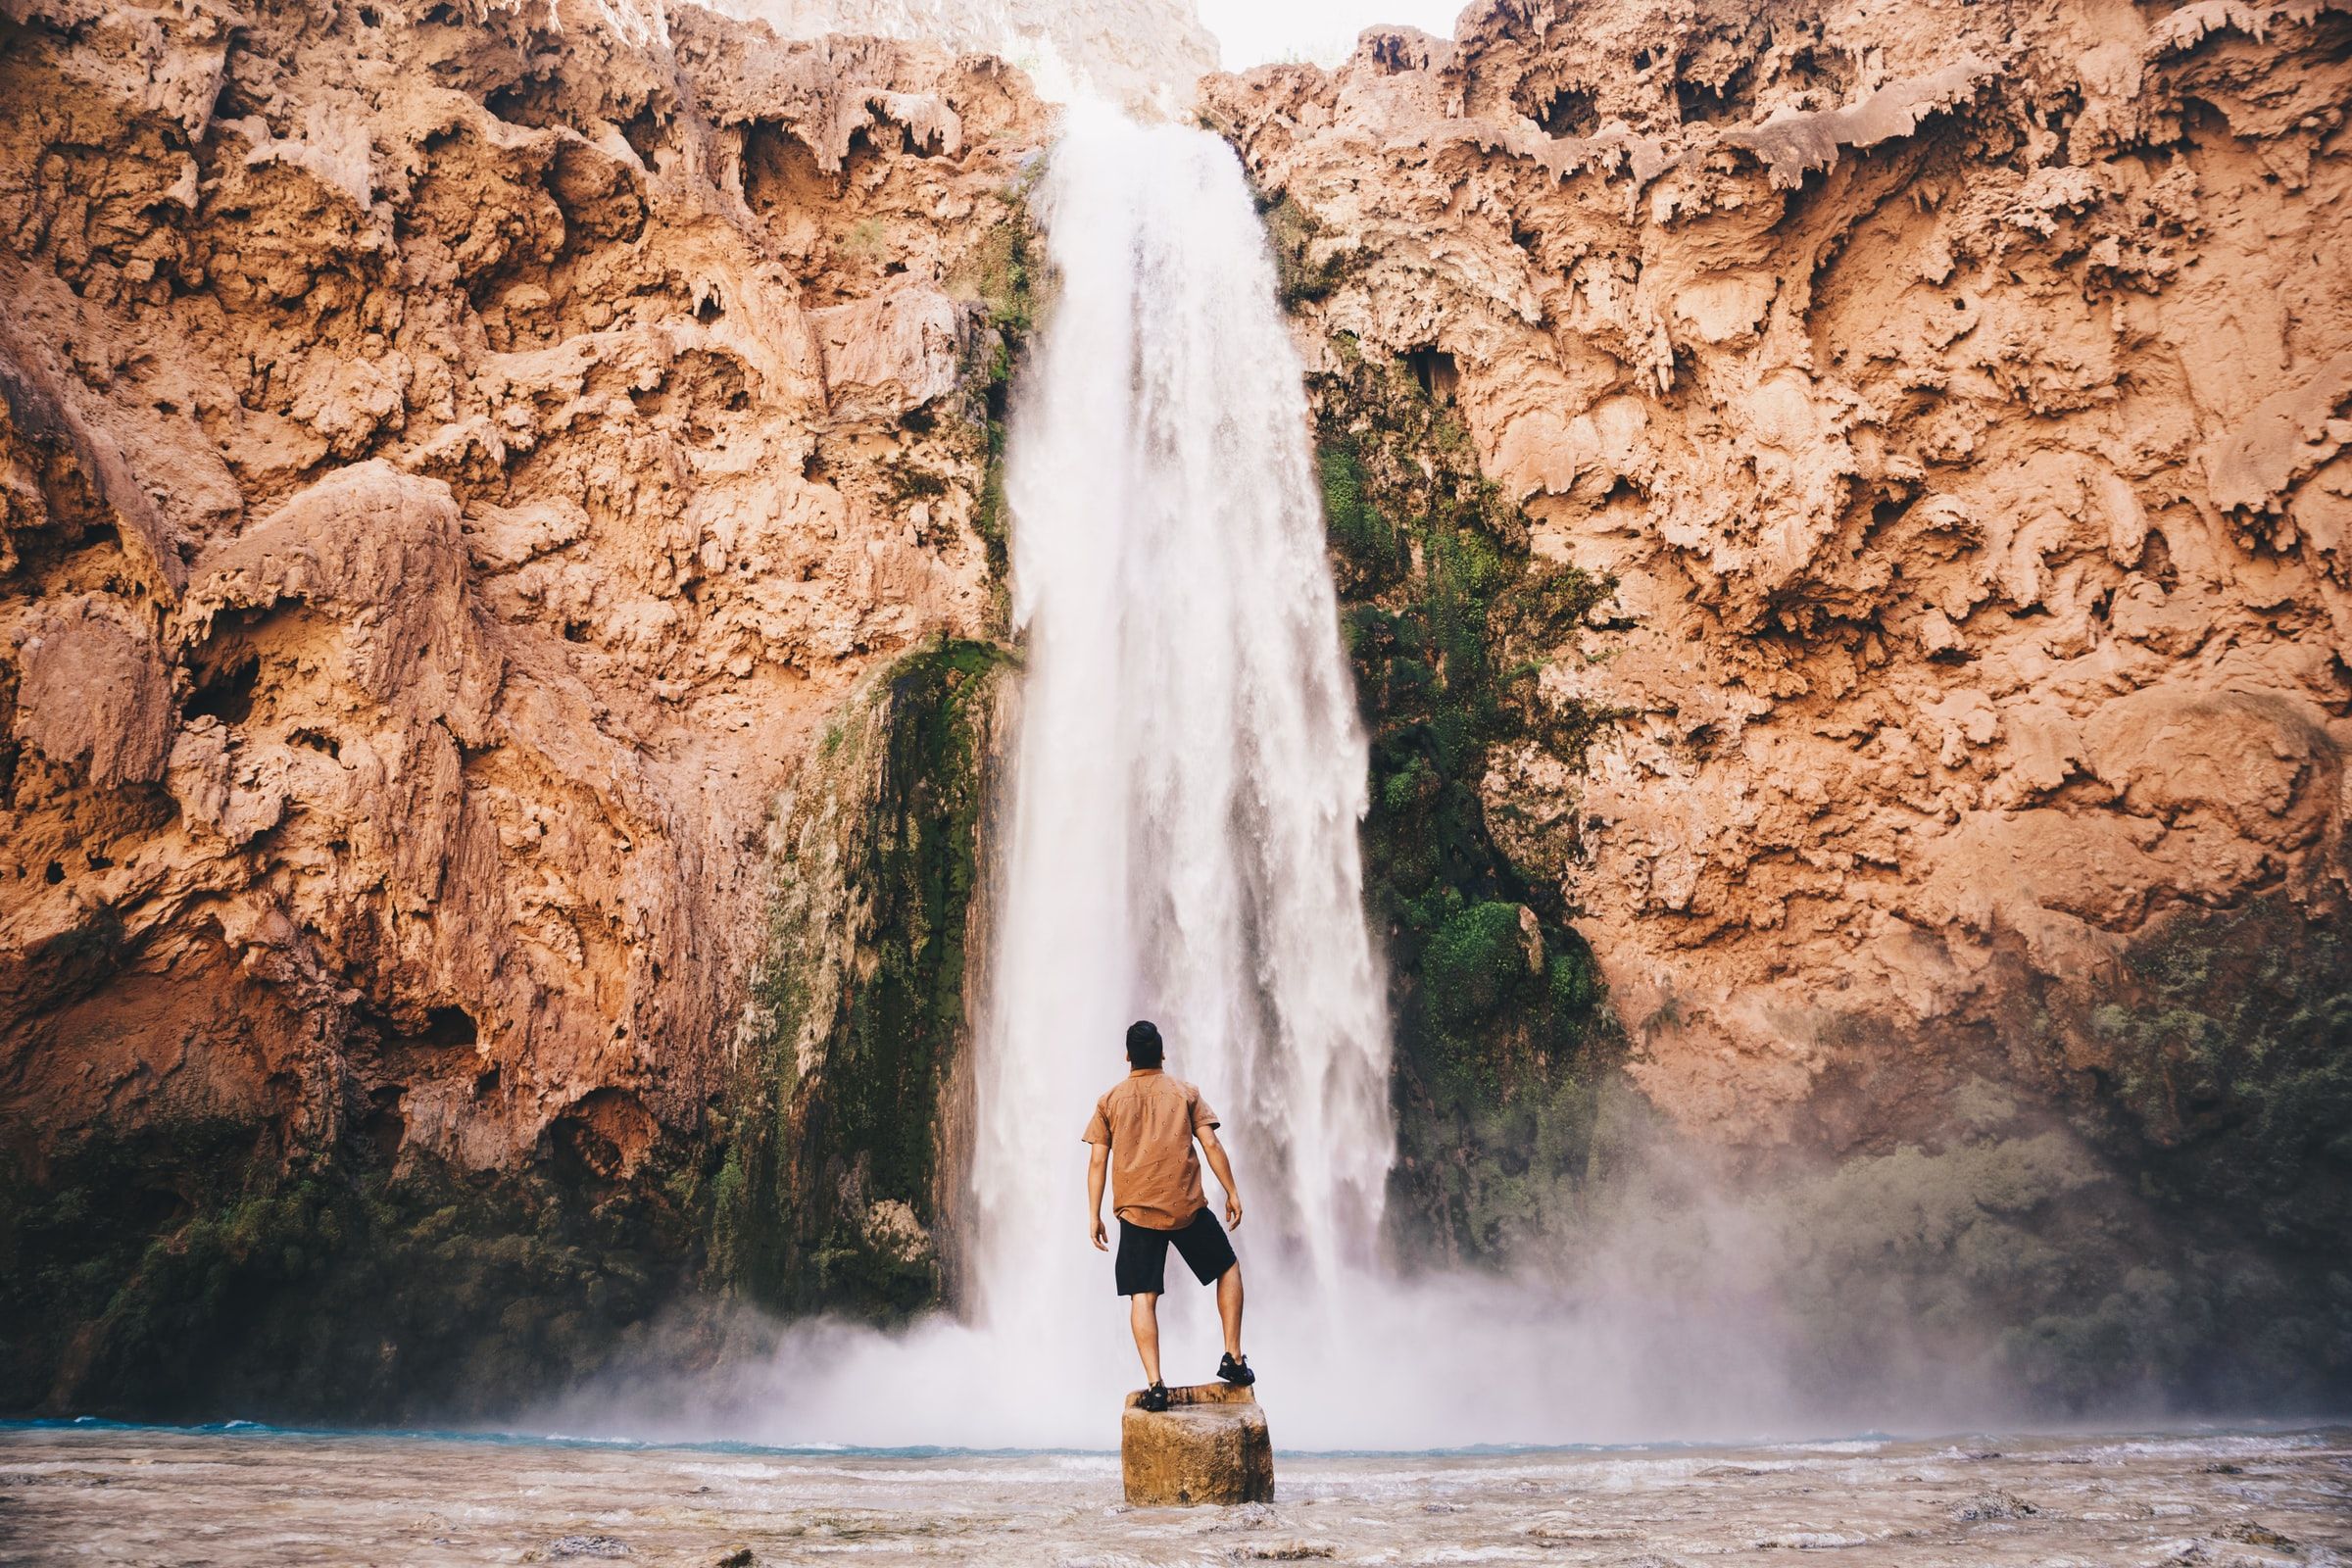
[{"xmin": 1121, "ymin": 1382, "xmax": 1274, "ymax": 1506}]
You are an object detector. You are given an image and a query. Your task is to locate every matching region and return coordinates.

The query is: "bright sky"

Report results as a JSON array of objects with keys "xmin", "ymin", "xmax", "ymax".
[{"xmin": 1194, "ymin": 0, "xmax": 1471, "ymax": 69}]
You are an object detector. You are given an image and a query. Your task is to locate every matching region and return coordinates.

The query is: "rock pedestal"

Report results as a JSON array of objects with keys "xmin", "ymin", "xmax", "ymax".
[{"xmin": 1120, "ymin": 1382, "xmax": 1274, "ymax": 1506}]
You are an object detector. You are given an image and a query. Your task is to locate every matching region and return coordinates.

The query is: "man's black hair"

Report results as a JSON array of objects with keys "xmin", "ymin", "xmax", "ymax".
[{"xmin": 1126, "ymin": 1018, "xmax": 1163, "ymax": 1068}]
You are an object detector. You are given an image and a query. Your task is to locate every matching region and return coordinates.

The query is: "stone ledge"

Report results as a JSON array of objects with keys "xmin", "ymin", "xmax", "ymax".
[{"xmin": 1121, "ymin": 1383, "xmax": 1274, "ymax": 1506}]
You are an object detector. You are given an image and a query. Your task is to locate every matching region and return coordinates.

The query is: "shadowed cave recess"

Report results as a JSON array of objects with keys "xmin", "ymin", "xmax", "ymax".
[{"xmin": 1, "ymin": 0, "xmax": 2348, "ymax": 1432}]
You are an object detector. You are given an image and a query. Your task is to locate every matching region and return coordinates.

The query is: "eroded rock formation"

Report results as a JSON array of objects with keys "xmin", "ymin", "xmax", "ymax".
[
  {"xmin": 1205, "ymin": 0, "xmax": 2352, "ymax": 1398},
  {"xmin": 0, "ymin": 0, "xmax": 1040, "ymax": 1413},
  {"xmin": 1209, "ymin": 0, "xmax": 2350, "ymax": 1134}
]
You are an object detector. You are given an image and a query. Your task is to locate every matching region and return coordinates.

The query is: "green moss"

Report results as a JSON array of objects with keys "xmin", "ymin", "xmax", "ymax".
[
  {"xmin": 1587, "ymin": 1100, "xmax": 2351, "ymax": 1412},
  {"xmin": 1525, "ymin": 930, "xmax": 2352, "ymax": 1416},
  {"xmin": 1545, "ymin": 950, "xmax": 1597, "ymax": 1014},
  {"xmin": 1423, "ymin": 902, "xmax": 1531, "ymax": 1032},
  {"xmin": 1319, "ymin": 446, "xmax": 1393, "ymax": 566},
  {"xmin": 712, "ymin": 638, "xmax": 1009, "ymax": 1321},
  {"xmin": 972, "ymin": 402, "xmax": 1012, "ymax": 588},
  {"xmin": 1305, "ymin": 347, "xmax": 1622, "ymax": 1262},
  {"xmin": 2047, "ymin": 895, "xmax": 2352, "ymax": 1395},
  {"xmin": 947, "ymin": 194, "xmax": 1038, "ymax": 598},
  {"xmin": 0, "ymin": 1118, "xmax": 702, "ymax": 1422},
  {"xmin": 880, "ymin": 456, "xmax": 952, "ymax": 504},
  {"xmin": 2086, "ymin": 898, "xmax": 2352, "ymax": 1251},
  {"xmin": 1260, "ymin": 194, "xmax": 1370, "ymax": 310}
]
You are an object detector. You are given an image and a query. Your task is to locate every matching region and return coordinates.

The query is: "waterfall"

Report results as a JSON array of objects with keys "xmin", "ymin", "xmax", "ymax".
[{"xmin": 969, "ymin": 108, "xmax": 1394, "ymax": 1366}]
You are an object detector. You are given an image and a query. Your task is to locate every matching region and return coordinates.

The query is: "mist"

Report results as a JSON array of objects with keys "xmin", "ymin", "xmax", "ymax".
[{"xmin": 530, "ymin": 1086, "xmax": 2338, "ymax": 1452}]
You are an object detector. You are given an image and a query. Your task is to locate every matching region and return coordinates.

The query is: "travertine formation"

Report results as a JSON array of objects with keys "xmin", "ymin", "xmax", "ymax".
[
  {"xmin": 1206, "ymin": 0, "xmax": 2352, "ymax": 1147},
  {"xmin": 0, "ymin": 0, "xmax": 1033, "ymax": 1213},
  {"xmin": 710, "ymin": 0, "xmax": 1219, "ymax": 113}
]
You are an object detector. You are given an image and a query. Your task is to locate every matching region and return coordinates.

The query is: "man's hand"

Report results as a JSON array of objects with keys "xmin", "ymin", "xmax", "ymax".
[
  {"xmin": 1090, "ymin": 1213, "xmax": 1108, "ymax": 1250},
  {"xmin": 1200, "ymin": 1125, "xmax": 1244, "ymax": 1232}
]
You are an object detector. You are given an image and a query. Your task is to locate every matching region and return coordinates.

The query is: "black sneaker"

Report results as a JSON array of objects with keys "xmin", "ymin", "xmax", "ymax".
[
  {"xmin": 1217, "ymin": 1352, "xmax": 1255, "ymax": 1388},
  {"xmin": 1140, "ymin": 1382, "xmax": 1170, "ymax": 1412}
]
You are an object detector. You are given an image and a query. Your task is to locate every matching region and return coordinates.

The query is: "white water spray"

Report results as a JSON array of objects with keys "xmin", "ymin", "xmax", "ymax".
[{"xmin": 969, "ymin": 108, "xmax": 1394, "ymax": 1366}]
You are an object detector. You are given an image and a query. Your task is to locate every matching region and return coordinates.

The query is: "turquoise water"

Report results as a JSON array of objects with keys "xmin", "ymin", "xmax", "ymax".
[
  {"xmin": 2, "ymin": 1416, "xmax": 1090, "ymax": 1461},
  {"xmin": 4, "ymin": 1416, "xmax": 2346, "ymax": 1566},
  {"xmin": 0, "ymin": 1414, "xmax": 2013, "ymax": 1460},
  {"xmin": 9, "ymin": 1413, "xmax": 2337, "ymax": 1459}
]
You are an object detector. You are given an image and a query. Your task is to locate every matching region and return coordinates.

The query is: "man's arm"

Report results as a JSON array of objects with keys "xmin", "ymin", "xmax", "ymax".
[
  {"xmin": 1087, "ymin": 1143, "xmax": 1110, "ymax": 1250},
  {"xmin": 1199, "ymin": 1126, "xmax": 1243, "ymax": 1230}
]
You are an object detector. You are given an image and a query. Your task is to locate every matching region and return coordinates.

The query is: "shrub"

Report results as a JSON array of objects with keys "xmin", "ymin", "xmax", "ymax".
[{"xmin": 1423, "ymin": 902, "xmax": 1532, "ymax": 1029}]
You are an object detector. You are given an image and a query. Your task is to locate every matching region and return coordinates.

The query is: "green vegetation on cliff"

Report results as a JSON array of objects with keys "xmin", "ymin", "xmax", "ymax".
[
  {"xmin": 1310, "ymin": 340, "xmax": 1621, "ymax": 1263},
  {"xmin": 948, "ymin": 185, "xmax": 1041, "ymax": 600},
  {"xmin": 1302, "ymin": 341, "xmax": 2352, "ymax": 1405},
  {"xmin": 711, "ymin": 639, "xmax": 1008, "ymax": 1320},
  {"xmin": 0, "ymin": 642, "xmax": 1011, "ymax": 1420},
  {"xmin": 1, "ymin": 179, "xmax": 1035, "ymax": 1420},
  {"xmin": 0, "ymin": 1116, "xmax": 703, "ymax": 1421},
  {"xmin": 1262, "ymin": 195, "xmax": 1370, "ymax": 310},
  {"xmin": 2058, "ymin": 895, "xmax": 2352, "ymax": 1400},
  {"xmin": 697, "ymin": 197, "xmax": 1031, "ymax": 1321},
  {"xmin": 1553, "ymin": 891, "xmax": 2352, "ymax": 1415},
  {"xmin": 2090, "ymin": 897, "xmax": 2352, "ymax": 1251}
]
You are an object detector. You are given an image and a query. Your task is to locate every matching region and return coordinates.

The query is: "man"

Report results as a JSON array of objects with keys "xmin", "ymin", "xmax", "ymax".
[{"xmin": 1084, "ymin": 1018, "xmax": 1253, "ymax": 1411}]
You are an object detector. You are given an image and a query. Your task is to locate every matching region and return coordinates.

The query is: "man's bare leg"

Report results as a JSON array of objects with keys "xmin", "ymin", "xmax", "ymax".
[
  {"xmin": 1129, "ymin": 1292, "xmax": 1163, "ymax": 1386},
  {"xmin": 1216, "ymin": 1264, "xmax": 1245, "ymax": 1360}
]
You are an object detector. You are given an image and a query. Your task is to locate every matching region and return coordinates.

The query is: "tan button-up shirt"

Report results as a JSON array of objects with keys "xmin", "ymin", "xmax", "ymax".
[{"xmin": 1082, "ymin": 1068, "xmax": 1220, "ymax": 1230}]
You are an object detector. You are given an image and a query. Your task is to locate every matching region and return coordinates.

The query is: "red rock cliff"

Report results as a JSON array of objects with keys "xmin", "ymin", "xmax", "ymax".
[
  {"xmin": 1207, "ymin": 0, "xmax": 2352, "ymax": 1148},
  {"xmin": 0, "ymin": 0, "xmax": 1035, "ymax": 1175}
]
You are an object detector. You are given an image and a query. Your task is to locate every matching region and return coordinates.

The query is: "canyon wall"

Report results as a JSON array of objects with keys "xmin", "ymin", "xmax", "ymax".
[
  {"xmin": 1207, "ymin": 0, "xmax": 2351, "ymax": 1399},
  {"xmin": 0, "ymin": 0, "xmax": 1040, "ymax": 1415},
  {"xmin": 3, "ymin": 0, "xmax": 2349, "ymax": 1423}
]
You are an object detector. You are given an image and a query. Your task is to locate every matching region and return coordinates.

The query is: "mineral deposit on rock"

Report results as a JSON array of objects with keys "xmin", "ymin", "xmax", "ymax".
[
  {"xmin": 0, "ymin": 0, "xmax": 1047, "ymax": 1411},
  {"xmin": 1205, "ymin": 0, "xmax": 2352, "ymax": 1148}
]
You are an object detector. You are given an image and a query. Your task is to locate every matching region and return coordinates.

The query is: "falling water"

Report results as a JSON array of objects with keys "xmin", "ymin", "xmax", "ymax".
[{"xmin": 969, "ymin": 108, "xmax": 1393, "ymax": 1374}]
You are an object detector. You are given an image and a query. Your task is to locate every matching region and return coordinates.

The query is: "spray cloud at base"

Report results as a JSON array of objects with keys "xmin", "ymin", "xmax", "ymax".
[
  {"xmin": 548, "ymin": 1079, "xmax": 2352, "ymax": 1448},
  {"xmin": 539, "ymin": 1102, "xmax": 2181, "ymax": 1450}
]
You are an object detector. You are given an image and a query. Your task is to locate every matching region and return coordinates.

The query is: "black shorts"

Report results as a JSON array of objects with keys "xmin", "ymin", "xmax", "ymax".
[{"xmin": 1114, "ymin": 1207, "xmax": 1238, "ymax": 1297}]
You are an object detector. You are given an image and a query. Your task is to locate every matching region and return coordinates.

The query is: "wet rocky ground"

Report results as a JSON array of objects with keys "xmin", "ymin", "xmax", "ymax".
[{"xmin": 0, "ymin": 1422, "xmax": 2344, "ymax": 1565}]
